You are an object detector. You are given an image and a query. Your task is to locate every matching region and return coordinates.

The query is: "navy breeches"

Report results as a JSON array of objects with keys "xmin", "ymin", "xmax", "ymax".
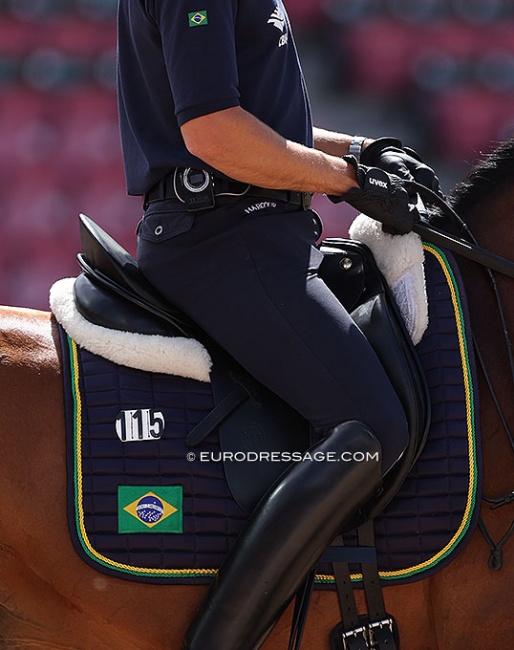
[{"xmin": 137, "ymin": 197, "xmax": 409, "ymax": 473}]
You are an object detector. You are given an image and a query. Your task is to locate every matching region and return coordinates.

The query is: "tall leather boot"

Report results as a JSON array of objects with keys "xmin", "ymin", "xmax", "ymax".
[{"xmin": 183, "ymin": 420, "xmax": 383, "ymax": 650}]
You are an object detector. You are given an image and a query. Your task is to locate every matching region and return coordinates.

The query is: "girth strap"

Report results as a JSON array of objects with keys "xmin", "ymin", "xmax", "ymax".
[{"xmin": 330, "ymin": 520, "xmax": 398, "ymax": 650}]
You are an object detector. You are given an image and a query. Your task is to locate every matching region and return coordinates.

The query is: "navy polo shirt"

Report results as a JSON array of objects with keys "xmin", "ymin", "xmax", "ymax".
[{"xmin": 117, "ymin": 0, "xmax": 313, "ymax": 195}]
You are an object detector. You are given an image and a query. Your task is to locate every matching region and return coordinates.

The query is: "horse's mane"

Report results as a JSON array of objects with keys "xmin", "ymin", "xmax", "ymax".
[
  {"xmin": 426, "ymin": 138, "xmax": 514, "ymax": 232},
  {"xmin": 449, "ymin": 138, "xmax": 514, "ymax": 216}
]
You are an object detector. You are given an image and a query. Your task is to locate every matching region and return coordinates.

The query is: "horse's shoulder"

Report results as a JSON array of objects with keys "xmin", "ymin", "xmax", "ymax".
[{"xmin": 0, "ymin": 306, "xmax": 60, "ymax": 372}]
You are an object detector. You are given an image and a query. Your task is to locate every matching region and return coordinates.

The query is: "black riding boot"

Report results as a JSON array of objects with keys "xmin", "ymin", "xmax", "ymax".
[{"xmin": 183, "ymin": 420, "xmax": 383, "ymax": 650}]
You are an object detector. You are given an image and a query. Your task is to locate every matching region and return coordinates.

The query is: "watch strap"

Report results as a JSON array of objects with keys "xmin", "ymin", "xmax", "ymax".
[{"xmin": 348, "ymin": 136, "xmax": 367, "ymax": 162}]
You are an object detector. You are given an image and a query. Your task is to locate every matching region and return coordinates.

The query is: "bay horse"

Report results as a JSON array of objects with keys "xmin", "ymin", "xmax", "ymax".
[{"xmin": 1, "ymin": 140, "xmax": 514, "ymax": 649}]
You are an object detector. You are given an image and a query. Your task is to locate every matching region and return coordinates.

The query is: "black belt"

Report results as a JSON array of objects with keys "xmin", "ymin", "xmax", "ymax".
[{"xmin": 144, "ymin": 168, "xmax": 312, "ymax": 212}]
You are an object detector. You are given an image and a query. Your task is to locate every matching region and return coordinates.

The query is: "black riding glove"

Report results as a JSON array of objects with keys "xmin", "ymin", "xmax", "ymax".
[
  {"xmin": 329, "ymin": 156, "xmax": 423, "ymax": 236},
  {"xmin": 360, "ymin": 137, "xmax": 443, "ymax": 197}
]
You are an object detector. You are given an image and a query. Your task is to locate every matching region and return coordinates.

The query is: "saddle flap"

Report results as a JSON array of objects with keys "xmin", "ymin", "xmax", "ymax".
[
  {"xmin": 319, "ymin": 239, "xmax": 431, "ymax": 519},
  {"xmin": 212, "ymin": 363, "xmax": 311, "ymax": 514}
]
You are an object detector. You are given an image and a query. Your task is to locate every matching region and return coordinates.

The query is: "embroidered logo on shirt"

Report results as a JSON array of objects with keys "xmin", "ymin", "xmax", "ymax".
[
  {"xmin": 188, "ymin": 10, "xmax": 208, "ymax": 27},
  {"xmin": 267, "ymin": 7, "xmax": 288, "ymax": 47}
]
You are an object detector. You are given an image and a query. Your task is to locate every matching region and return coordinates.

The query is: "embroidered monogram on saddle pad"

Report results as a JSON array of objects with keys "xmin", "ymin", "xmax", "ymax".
[{"xmin": 59, "ymin": 245, "xmax": 481, "ymax": 587}]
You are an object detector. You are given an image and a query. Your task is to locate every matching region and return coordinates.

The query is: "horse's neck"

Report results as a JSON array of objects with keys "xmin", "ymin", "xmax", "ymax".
[
  {"xmin": 458, "ymin": 198, "xmax": 514, "ymax": 499},
  {"xmin": 462, "ymin": 184, "xmax": 514, "ymax": 256}
]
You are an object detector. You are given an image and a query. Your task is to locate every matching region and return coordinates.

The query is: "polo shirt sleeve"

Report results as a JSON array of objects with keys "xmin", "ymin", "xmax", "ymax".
[{"xmin": 152, "ymin": 1, "xmax": 240, "ymax": 126}]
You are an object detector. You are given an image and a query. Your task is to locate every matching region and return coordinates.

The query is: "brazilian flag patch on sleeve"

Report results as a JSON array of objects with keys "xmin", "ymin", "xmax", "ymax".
[
  {"xmin": 188, "ymin": 10, "xmax": 208, "ymax": 27},
  {"xmin": 118, "ymin": 486, "xmax": 183, "ymax": 533}
]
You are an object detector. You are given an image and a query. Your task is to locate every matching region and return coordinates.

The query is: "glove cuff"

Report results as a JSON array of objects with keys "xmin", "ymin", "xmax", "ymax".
[
  {"xmin": 360, "ymin": 137, "xmax": 403, "ymax": 166},
  {"xmin": 327, "ymin": 155, "xmax": 360, "ymax": 204},
  {"xmin": 342, "ymin": 154, "xmax": 366, "ymax": 186}
]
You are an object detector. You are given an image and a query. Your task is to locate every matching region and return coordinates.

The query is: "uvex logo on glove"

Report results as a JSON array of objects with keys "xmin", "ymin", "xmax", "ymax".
[
  {"xmin": 364, "ymin": 168, "xmax": 390, "ymax": 193},
  {"xmin": 329, "ymin": 159, "xmax": 419, "ymax": 236}
]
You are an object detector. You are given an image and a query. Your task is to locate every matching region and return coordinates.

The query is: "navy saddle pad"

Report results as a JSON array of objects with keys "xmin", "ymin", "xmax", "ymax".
[{"xmin": 60, "ymin": 244, "xmax": 481, "ymax": 587}]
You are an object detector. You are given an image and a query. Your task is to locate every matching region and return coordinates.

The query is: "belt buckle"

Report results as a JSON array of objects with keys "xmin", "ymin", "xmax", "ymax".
[
  {"xmin": 341, "ymin": 624, "xmax": 368, "ymax": 650},
  {"xmin": 176, "ymin": 168, "xmax": 216, "ymax": 212}
]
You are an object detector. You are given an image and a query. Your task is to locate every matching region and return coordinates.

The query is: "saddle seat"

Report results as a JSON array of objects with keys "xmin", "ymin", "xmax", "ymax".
[{"xmin": 73, "ymin": 213, "xmax": 430, "ymax": 521}]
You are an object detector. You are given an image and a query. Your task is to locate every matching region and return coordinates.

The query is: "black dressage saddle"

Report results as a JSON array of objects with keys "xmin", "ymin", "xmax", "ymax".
[{"xmin": 74, "ymin": 213, "xmax": 430, "ymax": 520}]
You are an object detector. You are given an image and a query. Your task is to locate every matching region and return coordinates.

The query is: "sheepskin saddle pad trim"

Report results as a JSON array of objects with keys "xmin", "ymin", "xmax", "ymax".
[
  {"xmin": 50, "ymin": 277, "xmax": 212, "ymax": 383},
  {"xmin": 349, "ymin": 213, "xmax": 428, "ymax": 345}
]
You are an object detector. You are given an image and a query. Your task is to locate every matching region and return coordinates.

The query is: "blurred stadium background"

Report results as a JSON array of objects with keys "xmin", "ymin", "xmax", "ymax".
[{"xmin": 1, "ymin": 0, "xmax": 514, "ymax": 309}]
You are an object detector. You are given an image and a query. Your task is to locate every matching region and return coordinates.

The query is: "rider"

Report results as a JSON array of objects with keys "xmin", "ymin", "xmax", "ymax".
[{"xmin": 117, "ymin": 1, "xmax": 441, "ymax": 647}]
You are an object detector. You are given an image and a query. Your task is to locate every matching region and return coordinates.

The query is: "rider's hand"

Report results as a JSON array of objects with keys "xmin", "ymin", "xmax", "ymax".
[
  {"xmin": 329, "ymin": 156, "xmax": 423, "ymax": 236},
  {"xmin": 360, "ymin": 137, "xmax": 443, "ymax": 197}
]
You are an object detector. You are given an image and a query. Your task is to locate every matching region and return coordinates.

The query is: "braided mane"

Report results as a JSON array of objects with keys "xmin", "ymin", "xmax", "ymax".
[{"xmin": 449, "ymin": 138, "xmax": 514, "ymax": 216}]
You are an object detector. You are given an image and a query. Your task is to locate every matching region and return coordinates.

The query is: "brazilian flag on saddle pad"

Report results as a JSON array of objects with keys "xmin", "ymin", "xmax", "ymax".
[{"xmin": 118, "ymin": 486, "xmax": 183, "ymax": 533}]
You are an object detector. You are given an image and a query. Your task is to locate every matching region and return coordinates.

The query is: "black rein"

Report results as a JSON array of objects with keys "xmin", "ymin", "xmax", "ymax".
[{"xmin": 408, "ymin": 182, "xmax": 514, "ymax": 280}]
